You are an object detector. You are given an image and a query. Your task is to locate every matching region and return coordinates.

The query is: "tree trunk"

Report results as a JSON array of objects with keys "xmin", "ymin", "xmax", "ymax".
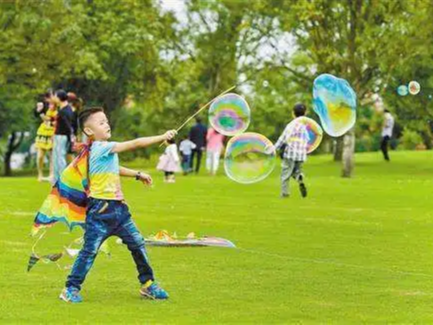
[
  {"xmin": 333, "ymin": 137, "xmax": 343, "ymax": 161},
  {"xmin": 4, "ymin": 131, "xmax": 24, "ymax": 177},
  {"xmin": 341, "ymin": 128, "xmax": 355, "ymax": 178}
]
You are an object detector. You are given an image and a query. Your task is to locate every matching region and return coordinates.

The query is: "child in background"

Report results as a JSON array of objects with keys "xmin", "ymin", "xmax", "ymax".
[
  {"xmin": 179, "ymin": 136, "xmax": 196, "ymax": 175},
  {"xmin": 274, "ymin": 103, "xmax": 309, "ymax": 198},
  {"xmin": 157, "ymin": 138, "xmax": 181, "ymax": 183}
]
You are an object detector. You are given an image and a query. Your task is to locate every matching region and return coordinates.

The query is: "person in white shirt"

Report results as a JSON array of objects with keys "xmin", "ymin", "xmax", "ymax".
[
  {"xmin": 179, "ymin": 137, "xmax": 196, "ymax": 175},
  {"xmin": 381, "ymin": 109, "xmax": 394, "ymax": 161}
]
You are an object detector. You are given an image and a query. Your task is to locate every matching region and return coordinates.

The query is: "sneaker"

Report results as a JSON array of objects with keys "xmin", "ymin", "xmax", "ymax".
[
  {"xmin": 299, "ymin": 183, "xmax": 307, "ymax": 198},
  {"xmin": 59, "ymin": 287, "xmax": 83, "ymax": 303},
  {"xmin": 140, "ymin": 281, "xmax": 169, "ymax": 300},
  {"xmin": 281, "ymin": 193, "xmax": 289, "ymax": 198}
]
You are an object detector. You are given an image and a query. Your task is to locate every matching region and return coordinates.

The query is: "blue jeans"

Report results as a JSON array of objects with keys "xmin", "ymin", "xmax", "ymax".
[
  {"xmin": 66, "ymin": 198, "xmax": 154, "ymax": 290},
  {"xmin": 181, "ymin": 154, "xmax": 192, "ymax": 173}
]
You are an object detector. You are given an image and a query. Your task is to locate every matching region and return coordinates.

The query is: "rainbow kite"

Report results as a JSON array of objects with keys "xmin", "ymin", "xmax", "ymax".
[{"xmin": 32, "ymin": 144, "xmax": 90, "ymax": 236}]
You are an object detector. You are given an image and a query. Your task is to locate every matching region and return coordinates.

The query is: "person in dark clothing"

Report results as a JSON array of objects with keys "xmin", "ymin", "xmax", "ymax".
[
  {"xmin": 67, "ymin": 92, "xmax": 83, "ymax": 162},
  {"xmin": 189, "ymin": 117, "xmax": 207, "ymax": 173},
  {"xmin": 52, "ymin": 89, "xmax": 74, "ymax": 183}
]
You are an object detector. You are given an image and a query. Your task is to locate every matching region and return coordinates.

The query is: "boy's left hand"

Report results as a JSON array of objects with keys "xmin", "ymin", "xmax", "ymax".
[{"xmin": 138, "ymin": 173, "xmax": 153, "ymax": 186}]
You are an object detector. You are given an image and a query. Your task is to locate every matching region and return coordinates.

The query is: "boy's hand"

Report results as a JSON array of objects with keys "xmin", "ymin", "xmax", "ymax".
[
  {"xmin": 164, "ymin": 130, "xmax": 177, "ymax": 141},
  {"xmin": 138, "ymin": 172, "xmax": 153, "ymax": 186}
]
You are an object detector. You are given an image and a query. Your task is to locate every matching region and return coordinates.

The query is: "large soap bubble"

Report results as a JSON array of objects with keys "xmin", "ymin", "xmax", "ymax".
[
  {"xmin": 313, "ymin": 74, "xmax": 357, "ymax": 137},
  {"xmin": 224, "ymin": 133, "xmax": 275, "ymax": 184},
  {"xmin": 286, "ymin": 117, "xmax": 323, "ymax": 154},
  {"xmin": 209, "ymin": 93, "xmax": 251, "ymax": 136}
]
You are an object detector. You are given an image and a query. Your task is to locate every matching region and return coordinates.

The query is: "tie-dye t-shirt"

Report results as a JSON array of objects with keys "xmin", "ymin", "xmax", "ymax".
[{"xmin": 89, "ymin": 141, "xmax": 124, "ymax": 200}]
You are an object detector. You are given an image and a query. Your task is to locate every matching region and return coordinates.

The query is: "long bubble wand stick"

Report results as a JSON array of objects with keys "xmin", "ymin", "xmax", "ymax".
[{"xmin": 160, "ymin": 85, "xmax": 236, "ymax": 147}]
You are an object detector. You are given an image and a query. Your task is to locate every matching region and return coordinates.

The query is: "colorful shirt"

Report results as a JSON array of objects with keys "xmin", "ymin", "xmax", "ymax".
[
  {"xmin": 275, "ymin": 121, "xmax": 309, "ymax": 162},
  {"xmin": 89, "ymin": 141, "xmax": 124, "ymax": 200}
]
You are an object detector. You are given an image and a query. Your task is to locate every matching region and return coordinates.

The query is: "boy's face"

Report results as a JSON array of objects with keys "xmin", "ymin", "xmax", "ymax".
[{"xmin": 84, "ymin": 112, "xmax": 111, "ymax": 141}]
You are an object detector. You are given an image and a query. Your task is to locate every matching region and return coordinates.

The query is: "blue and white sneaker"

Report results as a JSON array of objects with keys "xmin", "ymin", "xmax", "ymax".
[
  {"xmin": 140, "ymin": 281, "xmax": 169, "ymax": 300},
  {"xmin": 59, "ymin": 287, "xmax": 83, "ymax": 303}
]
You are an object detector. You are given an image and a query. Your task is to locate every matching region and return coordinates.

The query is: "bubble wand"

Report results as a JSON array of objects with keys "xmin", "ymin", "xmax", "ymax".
[{"xmin": 160, "ymin": 85, "xmax": 236, "ymax": 147}]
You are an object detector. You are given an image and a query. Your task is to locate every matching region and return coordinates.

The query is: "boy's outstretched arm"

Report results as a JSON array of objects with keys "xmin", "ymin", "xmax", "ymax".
[
  {"xmin": 112, "ymin": 130, "xmax": 177, "ymax": 154},
  {"xmin": 119, "ymin": 166, "xmax": 152, "ymax": 186}
]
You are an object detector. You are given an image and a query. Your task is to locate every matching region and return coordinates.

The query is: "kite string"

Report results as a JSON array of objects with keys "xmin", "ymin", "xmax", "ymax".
[{"xmin": 31, "ymin": 229, "xmax": 47, "ymax": 257}]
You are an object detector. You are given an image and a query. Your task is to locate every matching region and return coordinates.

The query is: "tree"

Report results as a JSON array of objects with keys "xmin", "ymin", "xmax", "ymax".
[{"xmin": 272, "ymin": 0, "xmax": 426, "ymax": 176}]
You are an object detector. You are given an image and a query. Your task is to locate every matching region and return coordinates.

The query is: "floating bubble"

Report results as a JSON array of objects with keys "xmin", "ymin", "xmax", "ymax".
[
  {"xmin": 209, "ymin": 93, "xmax": 251, "ymax": 136},
  {"xmin": 408, "ymin": 81, "xmax": 421, "ymax": 95},
  {"xmin": 224, "ymin": 133, "xmax": 276, "ymax": 184},
  {"xmin": 397, "ymin": 85, "xmax": 408, "ymax": 96},
  {"xmin": 313, "ymin": 74, "xmax": 357, "ymax": 137},
  {"xmin": 286, "ymin": 117, "xmax": 323, "ymax": 154}
]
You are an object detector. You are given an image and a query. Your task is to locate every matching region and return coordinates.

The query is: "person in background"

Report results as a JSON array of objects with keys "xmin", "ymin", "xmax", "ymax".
[
  {"xmin": 189, "ymin": 117, "xmax": 207, "ymax": 174},
  {"xmin": 34, "ymin": 92, "xmax": 57, "ymax": 182},
  {"xmin": 67, "ymin": 92, "xmax": 83, "ymax": 162},
  {"xmin": 206, "ymin": 127, "xmax": 224, "ymax": 176},
  {"xmin": 157, "ymin": 138, "xmax": 181, "ymax": 183},
  {"xmin": 179, "ymin": 136, "xmax": 196, "ymax": 175},
  {"xmin": 273, "ymin": 103, "xmax": 309, "ymax": 198},
  {"xmin": 52, "ymin": 89, "xmax": 74, "ymax": 183},
  {"xmin": 381, "ymin": 109, "xmax": 394, "ymax": 161}
]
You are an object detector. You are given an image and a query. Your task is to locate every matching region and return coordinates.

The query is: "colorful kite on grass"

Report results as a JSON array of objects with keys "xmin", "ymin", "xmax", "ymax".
[{"xmin": 138, "ymin": 230, "xmax": 236, "ymax": 248}]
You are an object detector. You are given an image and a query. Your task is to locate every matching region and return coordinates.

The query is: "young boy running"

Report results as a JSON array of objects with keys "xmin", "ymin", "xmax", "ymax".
[
  {"xmin": 274, "ymin": 103, "xmax": 309, "ymax": 198},
  {"xmin": 60, "ymin": 107, "xmax": 176, "ymax": 303}
]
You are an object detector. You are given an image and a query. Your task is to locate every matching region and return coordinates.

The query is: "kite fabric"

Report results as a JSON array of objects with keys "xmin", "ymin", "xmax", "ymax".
[
  {"xmin": 32, "ymin": 143, "xmax": 90, "ymax": 236},
  {"xmin": 28, "ymin": 143, "xmax": 90, "ymax": 272},
  {"xmin": 132, "ymin": 230, "xmax": 236, "ymax": 248}
]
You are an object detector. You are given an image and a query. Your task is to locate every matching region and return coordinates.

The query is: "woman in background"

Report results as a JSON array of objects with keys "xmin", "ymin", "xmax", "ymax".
[{"xmin": 34, "ymin": 92, "xmax": 57, "ymax": 182}]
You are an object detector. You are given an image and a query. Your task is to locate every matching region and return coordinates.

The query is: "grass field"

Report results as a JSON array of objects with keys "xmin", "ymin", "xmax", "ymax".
[{"xmin": 1, "ymin": 151, "xmax": 433, "ymax": 323}]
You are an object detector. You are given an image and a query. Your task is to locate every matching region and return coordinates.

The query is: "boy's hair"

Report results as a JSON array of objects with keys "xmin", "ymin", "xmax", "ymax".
[
  {"xmin": 195, "ymin": 117, "xmax": 202, "ymax": 124},
  {"xmin": 167, "ymin": 138, "xmax": 176, "ymax": 144},
  {"xmin": 55, "ymin": 89, "xmax": 68, "ymax": 102},
  {"xmin": 293, "ymin": 103, "xmax": 307, "ymax": 117},
  {"xmin": 78, "ymin": 107, "xmax": 104, "ymax": 131},
  {"xmin": 384, "ymin": 109, "xmax": 390, "ymax": 113}
]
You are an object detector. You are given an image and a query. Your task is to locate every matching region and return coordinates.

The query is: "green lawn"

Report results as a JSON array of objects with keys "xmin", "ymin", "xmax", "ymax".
[{"xmin": 1, "ymin": 151, "xmax": 433, "ymax": 323}]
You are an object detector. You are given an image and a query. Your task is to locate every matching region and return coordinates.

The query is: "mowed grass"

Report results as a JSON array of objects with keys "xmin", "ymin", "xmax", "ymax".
[{"xmin": 1, "ymin": 151, "xmax": 433, "ymax": 323}]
